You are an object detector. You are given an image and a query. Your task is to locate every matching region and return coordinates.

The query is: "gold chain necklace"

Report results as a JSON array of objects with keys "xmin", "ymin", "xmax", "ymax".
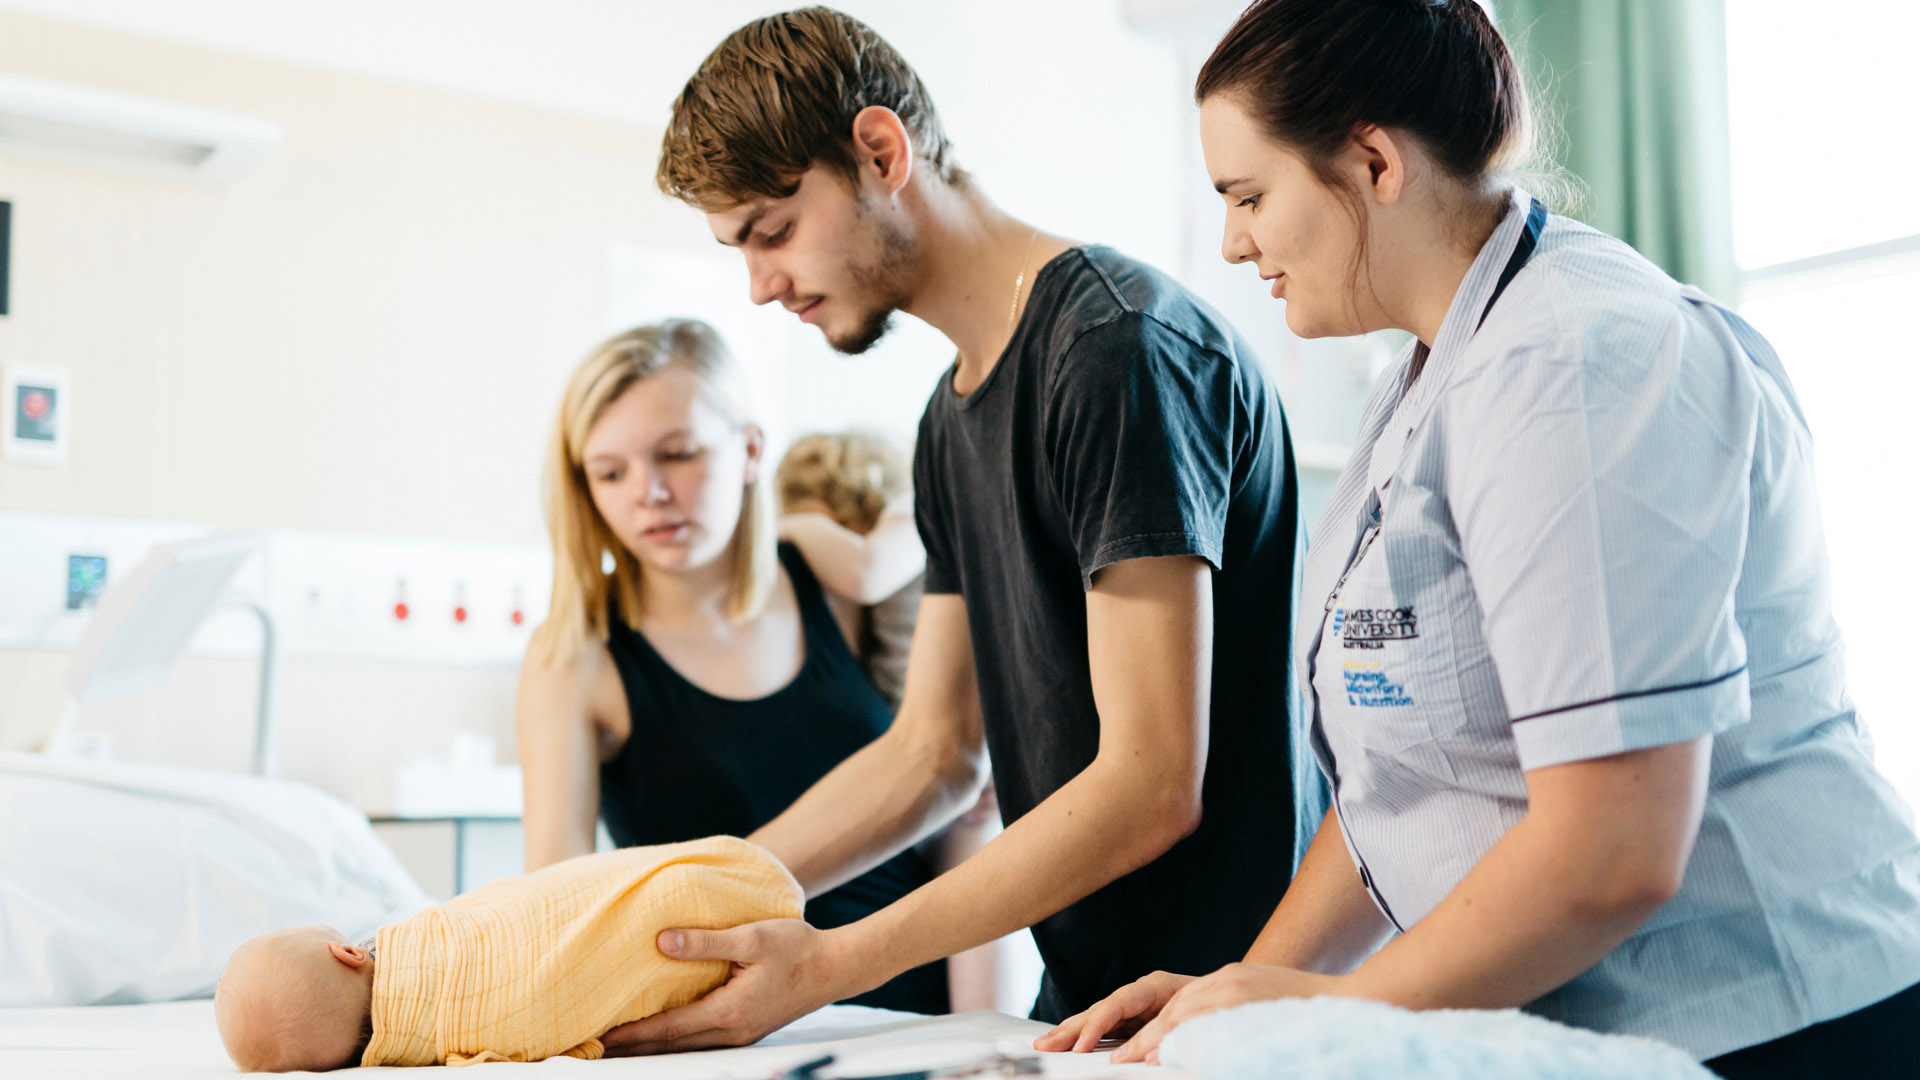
[
  {"xmin": 954, "ymin": 226, "xmax": 1041, "ymax": 382},
  {"xmin": 1007, "ymin": 225, "xmax": 1040, "ymax": 333}
]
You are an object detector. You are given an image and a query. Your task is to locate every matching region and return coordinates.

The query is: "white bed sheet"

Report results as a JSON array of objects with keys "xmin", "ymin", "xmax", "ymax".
[
  {"xmin": 0, "ymin": 750, "xmax": 432, "ymax": 1007},
  {"xmin": 0, "ymin": 1001, "xmax": 1189, "ymax": 1079}
]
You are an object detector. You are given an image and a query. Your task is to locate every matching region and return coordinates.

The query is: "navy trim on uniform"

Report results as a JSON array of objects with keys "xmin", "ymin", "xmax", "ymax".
[
  {"xmin": 1477, "ymin": 197, "xmax": 1549, "ymax": 332},
  {"xmin": 1407, "ymin": 197, "xmax": 1551, "ymax": 391},
  {"xmin": 1510, "ymin": 665, "xmax": 1749, "ymax": 725}
]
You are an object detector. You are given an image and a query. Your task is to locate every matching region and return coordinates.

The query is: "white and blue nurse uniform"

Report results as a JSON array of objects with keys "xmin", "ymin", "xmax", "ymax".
[{"xmin": 1298, "ymin": 188, "xmax": 1920, "ymax": 1064}]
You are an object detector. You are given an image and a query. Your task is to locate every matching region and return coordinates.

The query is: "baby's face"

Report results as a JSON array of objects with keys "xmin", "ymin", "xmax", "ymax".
[{"xmin": 214, "ymin": 925, "xmax": 375, "ymax": 1073}]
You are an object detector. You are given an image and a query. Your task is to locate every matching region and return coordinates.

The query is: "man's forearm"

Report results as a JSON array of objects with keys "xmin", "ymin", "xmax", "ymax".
[
  {"xmin": 820, "ymin": 556, "xmax": 1214, "ymax": 995},
  {"xmin": 822, "ymin": 754, "xmax": 1199, "ymax": 998},
  {"xmin": 749, "ymin": 722, "xmax": 985, "ymax": 897},
  {"xmin": 1242, "ymin": 807, "xmax": 1394, "ymax": 974}
]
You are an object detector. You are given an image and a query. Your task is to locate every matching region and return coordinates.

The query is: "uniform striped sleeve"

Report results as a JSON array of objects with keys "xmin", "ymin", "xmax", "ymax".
[{"xmin": 1442, "ymin": 314, "xmax": 1758, "ymax": 770}]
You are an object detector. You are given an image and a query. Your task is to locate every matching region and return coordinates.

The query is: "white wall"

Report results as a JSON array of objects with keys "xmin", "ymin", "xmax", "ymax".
[
  {"xmin": 0, "ymin": 3, "xmax": 1195, "ymax": 796},
  {"xmin": 0, "ymin": 0, "xmax": 1191, "ymax": 538},
  {"xmin": 0, "ymin": 14, "xmax": 683, "ymax": 540}
]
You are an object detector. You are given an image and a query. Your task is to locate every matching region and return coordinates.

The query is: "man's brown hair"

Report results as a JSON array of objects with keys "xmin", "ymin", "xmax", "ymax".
[{"xmin": 656, "ymin": 6, "xmax": 965, "ymax": 212}]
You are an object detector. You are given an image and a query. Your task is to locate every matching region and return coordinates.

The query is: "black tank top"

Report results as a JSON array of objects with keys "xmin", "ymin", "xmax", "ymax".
[{"xmin": 599, "ymin": 543, "xmax": 948, "ymax": 1014}]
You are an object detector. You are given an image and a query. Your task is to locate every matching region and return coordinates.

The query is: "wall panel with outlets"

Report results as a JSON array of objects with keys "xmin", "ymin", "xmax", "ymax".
[
  {"xmin": 0, "ymin": 510, "xmax": 551, "ymax": 666},
  {"xmin": 0, "ymin": 510, "xmax": 551, "ymax": 806}
]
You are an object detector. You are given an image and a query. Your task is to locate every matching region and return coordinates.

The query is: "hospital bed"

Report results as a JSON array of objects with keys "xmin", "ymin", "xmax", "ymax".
[
  {"xmin": 0, "ymin": 752, "xmax": 1182, "ymax": 1078},
  {"xmin": 1, "ymin": 536, "xmax": 1181, "ymax": 1077}
]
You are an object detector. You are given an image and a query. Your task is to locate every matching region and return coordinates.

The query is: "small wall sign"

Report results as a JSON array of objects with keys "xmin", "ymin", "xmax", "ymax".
[{"xmin": 3, "ymin": 365, "xmax": 69, "ymax": 464}]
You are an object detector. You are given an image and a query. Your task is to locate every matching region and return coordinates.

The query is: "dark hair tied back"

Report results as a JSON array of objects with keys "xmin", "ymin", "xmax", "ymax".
[{"xmin": 1197, "ymin": 0, "xmax": 1529, "ymax": 187}]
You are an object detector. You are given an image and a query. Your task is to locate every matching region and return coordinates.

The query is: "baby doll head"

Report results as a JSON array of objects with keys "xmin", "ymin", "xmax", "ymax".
[
  {"xmin": 214, "ymin": 925, "xmax": 375, "ymax": 1073},
  {"xmin": 775, "ymin": 431, "xmax": 908, "ymax": 534}
]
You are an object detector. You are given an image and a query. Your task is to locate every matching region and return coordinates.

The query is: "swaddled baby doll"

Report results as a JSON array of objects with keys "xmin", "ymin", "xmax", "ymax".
[{"xmin": 214, "ymin": 836, "xmax": 802, "ymax": 1071}]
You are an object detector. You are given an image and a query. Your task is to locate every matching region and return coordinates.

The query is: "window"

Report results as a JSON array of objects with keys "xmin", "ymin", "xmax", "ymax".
[{"xmin": 1726, "ymin": 1, "xmax": 1920, "ymax": 806}]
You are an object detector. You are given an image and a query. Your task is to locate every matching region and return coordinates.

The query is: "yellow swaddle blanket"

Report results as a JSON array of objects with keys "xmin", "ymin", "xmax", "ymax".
[{"xmin": 360, "ymin": 836, "xmax": 803, "ymax": 1066}]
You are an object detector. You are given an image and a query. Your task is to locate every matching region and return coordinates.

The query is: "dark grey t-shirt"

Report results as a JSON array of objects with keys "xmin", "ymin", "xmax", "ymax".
[{"xmin": 914, "ymin": 245, "xmax": 1322, "ymax": 1021}]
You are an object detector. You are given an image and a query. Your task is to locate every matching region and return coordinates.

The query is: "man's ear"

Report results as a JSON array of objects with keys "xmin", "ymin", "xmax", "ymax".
[
  {"xmin": 328, "ymin": 941, "xmax": 370, "ymax": 969},
  {"xmin": 850, "ymin": 105, "xmax": 914, "ymax": 198}
]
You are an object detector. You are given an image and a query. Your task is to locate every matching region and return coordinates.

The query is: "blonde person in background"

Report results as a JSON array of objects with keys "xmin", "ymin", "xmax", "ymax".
[
  {"xmin": 514, "ymin": 319, "xmax": 948, "ymax": 1014},
  {"xmin": 775, "ymin": 431, "xmax": 1004, "ymax": 1012},
  {"xmin": 774, "ymin": 432, "xmax": 921, "ymax": 712}
]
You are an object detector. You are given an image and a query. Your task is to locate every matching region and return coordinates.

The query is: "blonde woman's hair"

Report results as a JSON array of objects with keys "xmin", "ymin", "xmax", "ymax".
[
  {"xmin": 775, "ymin": 431, "xmax": 909, "ymax": 535},
  {"xmin": 532, "ymin": 319, "xmax": 777, "ymax": 666}
]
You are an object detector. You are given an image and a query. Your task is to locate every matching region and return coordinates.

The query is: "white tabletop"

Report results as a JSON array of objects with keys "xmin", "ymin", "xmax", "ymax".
[{"xmin": 0, "ymin": 1000, "xmax": 1189, "ymax": 1079}]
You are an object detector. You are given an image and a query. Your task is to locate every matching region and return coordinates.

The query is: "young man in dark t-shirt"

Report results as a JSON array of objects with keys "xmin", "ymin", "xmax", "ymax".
[
  {"xmin": 914, "ymin": 247, "xmax": 1313, "ymax": 1020},
  {"xmin": 604, "ymin": 7, "xmax": 1326, "ymax": 1053}
]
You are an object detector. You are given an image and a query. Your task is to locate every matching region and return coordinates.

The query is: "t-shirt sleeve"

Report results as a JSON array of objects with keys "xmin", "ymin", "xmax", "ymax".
[
  {"xmin": 912, "ymin": 410, "xmax": 961, "ymax": 595},
  {"xmin": 1044, "ymin": 315, "xmax": 1235, "ymax": 589},
  {"xmin": 1445, "ymin": 323, "xmax": 1758, "ymax": 771}
]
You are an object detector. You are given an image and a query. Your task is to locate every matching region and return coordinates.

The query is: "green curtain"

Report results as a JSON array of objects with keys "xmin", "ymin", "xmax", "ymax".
[{"xmin": 1495, "ymin": 0, "xmax": 1739, "ymax": 301}]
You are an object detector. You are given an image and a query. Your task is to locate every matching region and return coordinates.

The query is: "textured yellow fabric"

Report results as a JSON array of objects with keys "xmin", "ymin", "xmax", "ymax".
[{"xmin": 360, "ymin": 836, "xmax": 802, "ymax": 1067}]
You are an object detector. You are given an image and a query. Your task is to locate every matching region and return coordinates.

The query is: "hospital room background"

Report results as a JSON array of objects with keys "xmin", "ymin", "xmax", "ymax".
[{"xmin": 0, "ymin": 0, "xmax": 1915, "ymax": 1026}]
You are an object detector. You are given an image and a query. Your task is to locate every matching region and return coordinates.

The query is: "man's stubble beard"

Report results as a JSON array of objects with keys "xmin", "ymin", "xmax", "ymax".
[{"xmin": 827, "ymin": 198, "xmax": 916, "ymax": 356}]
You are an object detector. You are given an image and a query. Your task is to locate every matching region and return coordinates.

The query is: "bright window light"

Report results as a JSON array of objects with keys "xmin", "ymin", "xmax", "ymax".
[
  {"xmin": 1726, "ymin": 1, "xmax": 1920, "ymax": 268},
  {"xmin": 1728, "ymin": 0, "xmax": 1920, "ymax": 806},
  {"xmin": 1741, "ymin": 260, "xmax": 1920, "ymax": 804}
]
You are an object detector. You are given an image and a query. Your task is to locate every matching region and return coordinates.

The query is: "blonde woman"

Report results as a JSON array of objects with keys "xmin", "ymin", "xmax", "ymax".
[{"xmin": 514, "ymin": 320, "xmax": 947, "ymax": 1014}]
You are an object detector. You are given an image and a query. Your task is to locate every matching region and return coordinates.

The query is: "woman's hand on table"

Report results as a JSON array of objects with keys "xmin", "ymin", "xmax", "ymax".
[
  {"xmin": 1038, "ymin": 964, "xmax": 1342, "ymax": 1064},
  {"xmin": 1033, "ymin": 970, "xmax": 1195, "ymax": 1054}
]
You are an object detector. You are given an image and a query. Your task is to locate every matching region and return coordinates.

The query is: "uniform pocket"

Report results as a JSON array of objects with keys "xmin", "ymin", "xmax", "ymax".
[{"xmin": 1322, "ymin": 528, "xmax": 1470, "ymax": 752}]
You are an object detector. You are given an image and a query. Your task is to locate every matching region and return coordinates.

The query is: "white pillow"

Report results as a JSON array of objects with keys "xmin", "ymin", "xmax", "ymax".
[{"xmin": 0, "ymin": 751, "xmax": 431, "ymax": 1007}]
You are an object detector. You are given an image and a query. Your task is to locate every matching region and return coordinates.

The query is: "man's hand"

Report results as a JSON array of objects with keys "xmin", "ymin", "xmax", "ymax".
[
  {"xmin": 1106, "ymin": 963, "xmax": 1339, "ymax": 1064},
  {"xmin": 600, "ymin": 919, "xmax": 852, "ymax": 1056}
]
